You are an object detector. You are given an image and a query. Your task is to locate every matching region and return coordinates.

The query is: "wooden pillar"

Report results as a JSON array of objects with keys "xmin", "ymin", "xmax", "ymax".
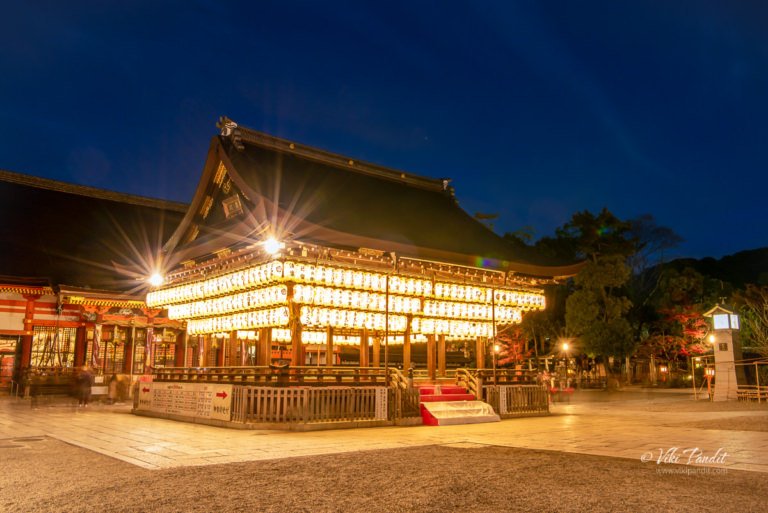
[
  {"xmin": 325, "ymin": 326, "xmax": 334, "ymax": 367},
  {"xmin": 175, "ymin": 331, "xmax": 186, "ymax": 367},
  {"xmin": 372, "ymin": 336, "xmax": 381, "ymax": 368},
  {"xmin": 19, "ymin": 294, "xmax": 39, "ymax": 371},
  {"xmin": 74, "ymin": 324, "xmax": 87, "ymax": 368},
  {"xmin": 437, "ymin": 334, "xmax": 446, "ymax": 377},
  {"xmin": 122, "ymin": 327, "xmax": 133, "ymax": 374},
  {"xmin": 145, "ymin": 325, "xmax": 154, "ymax": 371},
  {"xmin": 289, "ymin": 299, "xmax": 302, "ymax": 367},
  {"xmin": 476, "ymin": 336, "xmax": 486, "ymax": 369},
  {"xmin": 257, "ymin": 328, "xmax": 272, "ymax": 366},
  {"xmin": 227, "ymin": 331, "xmax": 238, "ymax": 367},
  {"xmin": 427, "ymin": 334, "xmax": 436, "ymax": 380},
  {"xmin": 198, "ymin": 335, "xmax": 206, "ymax": 367},
  {"xmin": 403, "ymin": 330, "xmax": 411, "ymax": 371},
  {"xmin": 359, "ymin": 328, "xmax": 369, "ymax": 367}
]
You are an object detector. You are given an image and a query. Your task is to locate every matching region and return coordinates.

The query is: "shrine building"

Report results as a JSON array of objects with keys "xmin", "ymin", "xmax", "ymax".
[{"xmin": 1, "ymin": 117, "xmax": 580, "ymax": 426}]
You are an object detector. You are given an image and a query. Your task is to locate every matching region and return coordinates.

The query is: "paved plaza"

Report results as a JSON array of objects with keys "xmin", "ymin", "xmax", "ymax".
[{"xmin": 2, "ymin": 389, "xmax": 767, "ymax": 473}]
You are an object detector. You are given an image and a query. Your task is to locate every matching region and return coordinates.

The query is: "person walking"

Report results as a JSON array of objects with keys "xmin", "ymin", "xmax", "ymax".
[{"xmin": 77, "ymin": 366, "xmax": 94, "ymax": 407}]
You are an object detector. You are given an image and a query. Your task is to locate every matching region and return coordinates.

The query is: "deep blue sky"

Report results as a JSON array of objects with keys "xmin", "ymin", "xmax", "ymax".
[{"xmin": 2, "ymin": 1, "xmax": 767, "ymax": 259}]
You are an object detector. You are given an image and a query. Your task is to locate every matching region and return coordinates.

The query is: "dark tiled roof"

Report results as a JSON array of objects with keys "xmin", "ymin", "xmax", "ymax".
[
  {"xmin": 212, "ymin": 131, "xmax": 576, "ymax": 273},
  {"xmin": 0, "ymin": 170, "xmax": 187, "ymax": 293}
]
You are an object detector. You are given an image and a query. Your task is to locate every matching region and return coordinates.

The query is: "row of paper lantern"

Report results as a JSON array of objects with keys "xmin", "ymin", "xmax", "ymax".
[
  {"xmin": 148, "ymin": 258, "xmax": 545, "ymax": 309},
  {"xmin": 167, "ymin": 285, "xmax": 288, "ymax": 320},
  {"xmin": 148, "ymin": 261, "xmax": 282, "ymax": 307},
  {"xmin": 186, "ymin": 307, "xmax": 289, "ymax": 335}
]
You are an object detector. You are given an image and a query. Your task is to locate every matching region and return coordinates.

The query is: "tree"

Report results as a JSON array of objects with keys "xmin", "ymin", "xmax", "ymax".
[
  {"xmin": 737, "ymin": 284, "xmax": 768, "ymax": 356},
  {"xmin": 495, "ymin": 324, "xmax": 533, "ymax": 366},
  {"xmin": 566, "ymin": 254, "xmax": 635, "ymax": 360}
]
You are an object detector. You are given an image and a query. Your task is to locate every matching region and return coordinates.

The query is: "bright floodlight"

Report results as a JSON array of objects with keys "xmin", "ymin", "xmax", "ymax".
[
  {"xmin": 493, "ymin": 344, "xmax": 500, "ymax": 353},
  {"xmin": 264, "ymin": 237, "xmax": 281, "ymax": 255},
  {"xmin": 708, "ymin": 334, "xmax": 716, "ymax": 343},
  {"xmin": 148, "ymin": 273, "xmax": 164, "ymax": 287},
  {"xmin": 562, "ymin": 342, "xmax": 570, "ymax": 351}
]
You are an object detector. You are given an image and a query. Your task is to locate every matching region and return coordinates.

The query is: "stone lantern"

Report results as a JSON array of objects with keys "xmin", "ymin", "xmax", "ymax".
[{"xmin": 703, "ymin": 305, "xmax": 746, "ymax": 401}]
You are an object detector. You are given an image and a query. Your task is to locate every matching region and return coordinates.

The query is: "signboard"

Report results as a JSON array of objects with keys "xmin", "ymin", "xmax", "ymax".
[
  {"xmin": 375, "ymin": 387, "xmax": 388, "ymax": 420},
  {"xmin": 135, "ymin": 382, "xmax": 233, "ymax": 421}
]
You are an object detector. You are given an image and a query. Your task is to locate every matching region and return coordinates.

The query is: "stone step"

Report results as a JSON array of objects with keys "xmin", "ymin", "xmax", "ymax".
[{"xmin": 420, "ymin": 400, "xmax": 501, "ymax": 426}]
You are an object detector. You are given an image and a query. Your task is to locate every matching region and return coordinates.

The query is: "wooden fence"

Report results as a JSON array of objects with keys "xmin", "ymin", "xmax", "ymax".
[
  {"xmin": 483, "ymin": 385, "xmax": 549, "ymax": 417},
  {"xmin": 232, "ymin": 386, "xmax": 388, "ymax": 424},
  {"xmin": 153, "ymin": 366, "xmax": 388, "ymax": 386}
]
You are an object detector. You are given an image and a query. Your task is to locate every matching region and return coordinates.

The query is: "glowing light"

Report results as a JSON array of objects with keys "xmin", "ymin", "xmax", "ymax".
[
  {"xmin": 149, "ymin": 257, "xmax": 545, "ymax": 336},
  {"xmin": 148, "ymin": 273, "xmax": 164, "ymax": 287},
  {"xmin": 708, "ymin": 334, "xmax": 715, "ymax": 343},
  {"xmin": 264, "ymin": 237, "xmax": 281, "ymax": 255},
  {"xmin": 562, "ymin": 342, "xmax": 570, "ymax": 351}
]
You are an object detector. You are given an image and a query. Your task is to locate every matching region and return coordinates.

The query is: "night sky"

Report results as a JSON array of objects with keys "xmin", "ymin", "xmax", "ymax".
[{"xmin": 2, "ymin": 1, "xmax": 767, "ymax": 259}]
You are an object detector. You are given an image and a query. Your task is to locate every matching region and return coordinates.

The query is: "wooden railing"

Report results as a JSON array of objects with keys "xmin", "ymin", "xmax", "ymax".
[
  {"xmin": 474, "ymin": 367, "xmax": 538, "ymax": 385},
  {"xmin": 232, "ymin": 386, "xmax": 387, "ymax": 424},
  {"xmin": 456, "ymin": 368, "xmax": 480, "ymax": 398},
  {"xmin": 152, "ymin": 366, "xmax": 389, "ymax": 386},
  {"xmin": 388, "ymin": 368, "xmax": 420, "ymax": 419},
  {"xmin": 737, "ymin": 385, "xmax": 768, "ymax": 402},
  {"xmin": 484, "ymin": 385, "xmax": 549, "ymax": 417}
]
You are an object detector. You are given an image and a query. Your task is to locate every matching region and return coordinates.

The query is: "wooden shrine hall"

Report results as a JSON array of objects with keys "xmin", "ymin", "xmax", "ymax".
[{"xmin": 145, "ymin": 117, "xmax": 582, "ymax": 384}]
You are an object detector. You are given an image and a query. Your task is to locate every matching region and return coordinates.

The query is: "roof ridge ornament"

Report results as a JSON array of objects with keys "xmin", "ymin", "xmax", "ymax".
[{"xmin": 217, "ymin": 116, "xmax": 244, "ymax": 150}]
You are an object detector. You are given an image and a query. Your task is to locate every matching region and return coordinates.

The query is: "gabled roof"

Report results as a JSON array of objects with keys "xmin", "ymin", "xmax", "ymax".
[
  {"xmin": 165, "ymin": 118, "xmax": 582, "ymax": 277},
  {"xmin": 0, "ymin": 169, "xmax": 187, "ymax": 295}
]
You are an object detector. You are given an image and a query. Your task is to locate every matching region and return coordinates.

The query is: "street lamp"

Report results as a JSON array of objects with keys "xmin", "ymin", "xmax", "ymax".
[{"xmin": 562, "ymin": 341, "xmax": 570, "ymax": 387}]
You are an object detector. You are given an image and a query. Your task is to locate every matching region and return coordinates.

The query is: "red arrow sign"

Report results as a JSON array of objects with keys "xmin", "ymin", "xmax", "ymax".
[
  {"xmin": 216, "ymin": 391, "xmax": 228, "ymax": 399},
  {"xmin": 142, "ymin": 387, "xmax": 150, "ymax": 393}
]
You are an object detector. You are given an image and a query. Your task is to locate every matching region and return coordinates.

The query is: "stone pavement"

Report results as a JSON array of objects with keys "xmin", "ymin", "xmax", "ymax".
[{"xmin": 1, "ymin": 391, "xmax": 767, "ymax": 473}]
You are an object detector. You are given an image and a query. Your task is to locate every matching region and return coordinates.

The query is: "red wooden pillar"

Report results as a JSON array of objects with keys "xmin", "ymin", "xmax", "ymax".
[
  {"xmin": 175, "ymin": 331, "xmax": 186, "ymax": 367},
  {"xmin": 19, "ymin": 294, "xmax": 40, "ymax": 371},
  {"xmin": 74, "ymin": 323, "xmax": 87, "ymax": 368},
  {"xmin": 122, "ymin": 327, "xmax": 133, "ymax": 374}
]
